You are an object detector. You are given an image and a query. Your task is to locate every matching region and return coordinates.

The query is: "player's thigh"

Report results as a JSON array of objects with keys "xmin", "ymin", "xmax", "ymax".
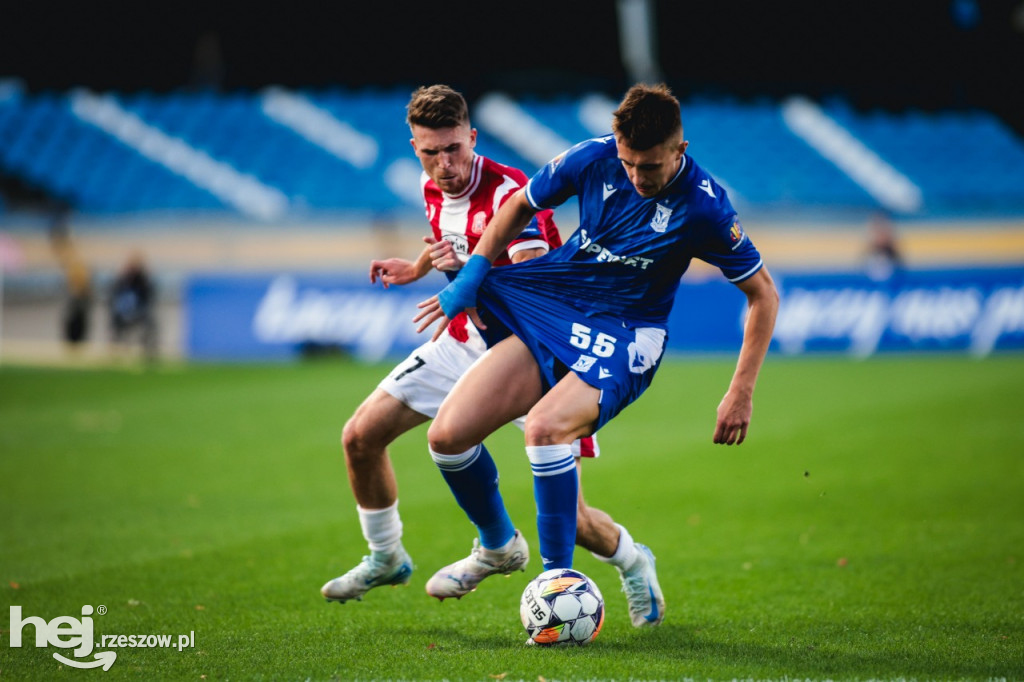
[
  {"xmin": 525, "ymin": 371, "xmax": 601, "ymax": 445},
  {"xmin": 377, "ymin": 337, "xmax": 477, "ymax": 419},
  {"xmin": 433, "ymin": 335, "xmax": 544, "ymax": 446},
  {"xmin": 346, "ymin": 388, "xmax": 430, "ymax": 449}
]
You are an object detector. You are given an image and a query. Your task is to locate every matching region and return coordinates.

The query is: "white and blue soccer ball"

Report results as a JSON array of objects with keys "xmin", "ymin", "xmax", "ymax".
[{"xmin": 519, "ymin": 568, "xmax": 605, "ymax": 646}]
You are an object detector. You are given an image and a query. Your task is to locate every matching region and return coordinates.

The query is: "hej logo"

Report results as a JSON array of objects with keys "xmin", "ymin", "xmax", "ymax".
[{"xmin": 9, "ymin": 605, "xmax": 115, "ymax": 670}]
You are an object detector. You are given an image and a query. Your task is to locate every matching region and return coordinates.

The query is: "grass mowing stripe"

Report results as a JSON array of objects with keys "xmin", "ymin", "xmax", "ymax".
[{"xmin": 1, "ymin": 355, "xmax": 1021, "ymax": 680}]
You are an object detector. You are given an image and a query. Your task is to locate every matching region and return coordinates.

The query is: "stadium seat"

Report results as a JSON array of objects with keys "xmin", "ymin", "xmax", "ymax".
[{"xmin": 1, "ymin": 88, "xmax": 1021, "ymax": 219}]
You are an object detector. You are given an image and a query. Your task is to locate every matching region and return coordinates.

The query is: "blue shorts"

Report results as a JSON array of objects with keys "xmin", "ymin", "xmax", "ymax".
[{"xmin": 479, "ymin": 276, "xmax": 667, "ymax": 432}]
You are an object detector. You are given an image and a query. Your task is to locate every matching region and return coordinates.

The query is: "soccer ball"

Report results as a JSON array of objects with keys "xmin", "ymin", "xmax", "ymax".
[{"xmin": 519, "ymin": 568, "xmax": 604, "ymax": 646}]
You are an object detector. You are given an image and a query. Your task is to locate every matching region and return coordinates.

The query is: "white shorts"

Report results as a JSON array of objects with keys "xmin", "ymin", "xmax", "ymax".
[
  {"xmin": 378, "ymin": 327, "xmax": 599, "ymax": 457},
  {"xmin": 378, "ymin": 328, "xmax": 487, "ymax": 420}
]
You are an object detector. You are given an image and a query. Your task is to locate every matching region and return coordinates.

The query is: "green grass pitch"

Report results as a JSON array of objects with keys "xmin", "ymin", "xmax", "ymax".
[{"xmin": 1, "ymin": 354, "xmax": 1022, "ymax": 680}]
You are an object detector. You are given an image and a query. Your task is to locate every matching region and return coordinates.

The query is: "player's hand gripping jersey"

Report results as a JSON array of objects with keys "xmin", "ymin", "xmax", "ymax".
[
  {"xmin": 421, "ymin": 154, "xmax": 559, "ymax": 344},
  {"xmin": 476, "ymin": 136, "xmax": 764, "ymax": 428}
]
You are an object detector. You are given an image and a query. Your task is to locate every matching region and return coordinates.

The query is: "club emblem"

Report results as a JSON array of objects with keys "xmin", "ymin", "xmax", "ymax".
[{"xmin": 650, "ymin": 203, "xmax": 672, "ymax": 233}]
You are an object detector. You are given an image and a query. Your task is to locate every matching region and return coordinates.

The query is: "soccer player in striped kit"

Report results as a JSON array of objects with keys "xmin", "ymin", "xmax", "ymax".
[{"xmin": 322, "ymin": 85, "xmax": 664, "ymax": 627}]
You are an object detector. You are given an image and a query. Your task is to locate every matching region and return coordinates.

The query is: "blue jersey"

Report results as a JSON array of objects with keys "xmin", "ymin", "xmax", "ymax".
[
  {"xmin": 475, "ymin": 136, "xmax": 765, "ymax": 427},
  {"xmin": 486, "ymin": 135, "xmax": 762, "ymax": 327}
]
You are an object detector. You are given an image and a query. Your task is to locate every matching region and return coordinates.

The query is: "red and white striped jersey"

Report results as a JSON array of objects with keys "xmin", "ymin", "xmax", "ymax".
[{"xmin": 421, "ymin": 154, "xmax": 561, "ymax": 343}]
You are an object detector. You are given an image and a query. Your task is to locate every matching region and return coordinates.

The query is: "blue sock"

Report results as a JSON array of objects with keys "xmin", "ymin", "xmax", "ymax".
[
  {"xmin": 526, "ymin": 444, "xmax": 578, "ymax": 570},
  {"xmin": 430, "ymin": 444, "xmax": 515, "ymax": 550}
]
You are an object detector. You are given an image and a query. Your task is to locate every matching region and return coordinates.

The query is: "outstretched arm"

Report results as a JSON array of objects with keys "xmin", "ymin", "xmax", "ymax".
[
  {"xmin": 414, "ymin": 189, "xmax": 540, "ymax": 340},
  {"xmin": 714, "ymin": 267, "xmax": 779, "ymax": 445},
  {"xmin": 369, "ymin": 244, "xmax": 433, "ymax": 288},
  {"xmin": 370, "ymin": 233, "xmax": 473, "ymax": 287}
]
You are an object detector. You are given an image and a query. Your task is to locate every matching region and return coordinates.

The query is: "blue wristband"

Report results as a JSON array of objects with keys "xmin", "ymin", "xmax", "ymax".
[{"xmin": 438, "ymin": 254, "xmax": 492, "ymax": 318}]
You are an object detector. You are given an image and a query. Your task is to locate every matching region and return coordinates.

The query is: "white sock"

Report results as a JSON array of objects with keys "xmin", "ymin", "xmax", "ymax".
[
  {"xmin": 591, "ymin": 523, "xmax": 639, "ymax": 571},
  {"xmin": 357, "ymin": 500, "xmax": 402, "ymax": 554}
]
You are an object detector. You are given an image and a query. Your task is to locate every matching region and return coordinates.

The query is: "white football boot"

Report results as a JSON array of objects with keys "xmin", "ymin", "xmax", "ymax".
[
  {"xmin": 425, "ymin": 530, "xmax": 529, "ymax": 600},
  {"xmin": 321, "ymin": 546, "xmax": 414, "ymax": 603},
  {"xmin": 619, "ymin": 543, "xmax": 665, "ymax": 626}
]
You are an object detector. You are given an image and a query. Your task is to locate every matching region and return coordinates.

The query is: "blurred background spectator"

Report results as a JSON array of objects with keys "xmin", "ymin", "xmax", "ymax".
[
  {"xmin": 108, "ymin": 250, "xmax": 158, "ymax": 362},
  {"xmin": 864, "ymin": 211, "xmax": 904, "ymax": 283},
  {"xmin": 48, "ymin": 206, "xmax": 92, "ymax": 351}
]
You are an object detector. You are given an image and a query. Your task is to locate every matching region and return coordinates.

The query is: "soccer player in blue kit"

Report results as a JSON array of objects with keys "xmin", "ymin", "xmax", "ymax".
[{"xmin": 415, "ymin": 83, "xmax": 779, "ymax": 606}]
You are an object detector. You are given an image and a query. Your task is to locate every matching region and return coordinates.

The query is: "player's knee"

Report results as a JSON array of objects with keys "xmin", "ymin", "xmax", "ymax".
[
  {"xmin": 523, "ymin": 412, "xmax": 564, "ymax": 445},
  {"xmin": 340, "ymin": 417, "xmax": 360, "ymax": 455},
  {"xmin": 426, "ymin": 419, "xmax": 468, "ymax": 455},
  {"xmin": 341, "ymin": 415, "xmax": 380, "ymax": 462},
  {"xmin": 425, "ymin": 417, "xmax": 454, "ymax": 454}
]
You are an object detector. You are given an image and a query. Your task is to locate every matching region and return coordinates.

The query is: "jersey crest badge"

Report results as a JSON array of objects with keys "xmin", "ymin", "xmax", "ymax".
[
  {"xmin": 651, "ymin": 203, "xmax": 673, "ymax": 233},
  {"xmin": 471, "ymin": 211, "xmax": 487, "ymax": 235}
]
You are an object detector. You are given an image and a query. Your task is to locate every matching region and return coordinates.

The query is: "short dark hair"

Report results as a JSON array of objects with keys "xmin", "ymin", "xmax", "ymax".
[
  {"xmin": 406, "ymin": 85, "xmax": 470, "ymax": 129},
  {"xmin": 612, "ymin": 83, "xmax": 682, "ymax": 151}
]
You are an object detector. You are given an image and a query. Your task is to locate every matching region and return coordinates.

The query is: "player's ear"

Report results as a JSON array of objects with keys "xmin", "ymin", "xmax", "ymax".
[
  {"xmin": 469, "ymin": 127, "xmax": 477, "ymax": 148},
  {"xmin": 680, "ymin": 140, "xmax": 689, "ymax": 155},
  {"xmin": 410, "ymin": 137, "xmax": 418, "ymax": 152}
]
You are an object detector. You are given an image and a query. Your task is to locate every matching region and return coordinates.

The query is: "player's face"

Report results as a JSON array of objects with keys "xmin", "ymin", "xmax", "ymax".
[
  {"xmin": 616, "ymin": 135, "xmax": 688, "ymax": 198},
  {"xmin": 410, "ymin": 124, "xmax": 477, "ymax": 195}
]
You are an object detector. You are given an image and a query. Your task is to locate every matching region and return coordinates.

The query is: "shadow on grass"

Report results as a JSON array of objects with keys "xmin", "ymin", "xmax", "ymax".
[
  {"xmin": 597, "ymin": 623, "xmax": 1020, "ymax": 680},
  {"xmin": 396, "ymin": 622, "xmax": 1018, "ymax": 681}
]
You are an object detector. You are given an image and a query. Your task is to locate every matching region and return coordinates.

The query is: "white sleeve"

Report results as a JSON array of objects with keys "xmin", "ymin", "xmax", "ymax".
[{"xmin": 507, "ymin": 239, "xmax": 549, "ymax": 259}]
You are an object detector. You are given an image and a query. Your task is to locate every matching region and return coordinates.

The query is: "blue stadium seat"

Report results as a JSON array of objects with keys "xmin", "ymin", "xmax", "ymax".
[
  {"xmin": 823, "ymin": 103, "xmax": 1024, "ymax": 216},
  {"xmin": 1, "ymin": 88, "xmax": 1021, "ymax": 219}
]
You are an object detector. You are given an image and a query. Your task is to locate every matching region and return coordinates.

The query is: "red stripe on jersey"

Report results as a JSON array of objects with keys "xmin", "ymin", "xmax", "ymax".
[
  {"xmin": 421, "ymin": 155, "xmax": 561, "ymax": 343},
  {"xmin": 422, "ymin": 155, "xmax": 562, "ymax": 267}
]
